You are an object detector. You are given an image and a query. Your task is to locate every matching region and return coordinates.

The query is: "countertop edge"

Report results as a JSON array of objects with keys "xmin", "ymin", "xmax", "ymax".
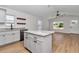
[{"xmin": 24, "ymin": 31, "xmax": 55, "ymax": 36}]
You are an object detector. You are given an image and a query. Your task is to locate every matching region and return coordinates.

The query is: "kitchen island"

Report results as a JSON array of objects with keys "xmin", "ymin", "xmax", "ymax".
[{"xmin": 24, "ymin": 31, "xmax": 54, "ymax": 53}]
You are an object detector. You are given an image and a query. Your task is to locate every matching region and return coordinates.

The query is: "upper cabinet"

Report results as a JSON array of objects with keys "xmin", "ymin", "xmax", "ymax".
[{"xmin": 0, "ymin": 8, "xmax": 6, "ymax": 23}]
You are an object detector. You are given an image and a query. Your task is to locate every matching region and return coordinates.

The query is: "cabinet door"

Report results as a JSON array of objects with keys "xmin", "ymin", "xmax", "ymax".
[
  {"xmin": 5, "ymin": 33, "xmax": 13, "ymax": 43},
  {"xmin": 0, "ymin": 34, "xmax": 6, "ymax": 45},
  {"xmin": 24, "ymin": 34, "xmax": 36, "ymax": 52},
  {"xmin": 35, "ymin": 40, "xmax": 42, "ymax": 53},
  {"xmin": 5, "ymin": 31, "xmax": 20, "ymax": 44},
  {"xmin": 30, "ymin": 35, "xmax": 43, "ymax": 53},
  {"xmin": 30, "ymin": 37, "xmax": 36, "ymax": 53},
  {"xmin": 11, "ymin": 31, "xmax": 20, "ymax": 41},
  {"xmin": 0, "ymin": 33, "xmax": 14, "ymax": 45},
  {"xmin": 24, "ymin": 35, "xmax": 31, "ymax": 50}
]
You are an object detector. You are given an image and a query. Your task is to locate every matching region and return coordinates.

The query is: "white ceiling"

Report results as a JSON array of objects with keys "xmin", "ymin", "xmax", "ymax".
[{"xmin": 1, "ymin": 5, "xmax": 79, "ymax": 17}]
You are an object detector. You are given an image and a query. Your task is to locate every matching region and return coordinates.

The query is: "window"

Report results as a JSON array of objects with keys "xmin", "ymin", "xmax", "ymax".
[
  {"xmin": 5, "ymin": 15, "xmax": 15, "ymax": 27},
  {"xmin": 53, "ymin": 21, "xmax": 64, "ymax": 29}
]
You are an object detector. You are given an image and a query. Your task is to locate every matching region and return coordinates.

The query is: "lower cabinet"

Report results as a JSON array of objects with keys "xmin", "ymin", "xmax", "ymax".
[
  {"xmin": 24, "ymin": 36, "xmax": 42, "ymax": 53},
  {"xmin": 0, "ymin": 31, "xmax": 20, "ymax": 46},
  {"xmin": 24, "ymin": 36, "xmax": 32, "ymax": 51},
  {"xmin": 0, "ymin": 34, "xmax": 6, "ymax": 45},
  {"xmin": 24, "ymin": 34, "xmax": 37, "ymax": 52},
  {"xmin": 24, "ymin": 33, "xmax": 53, "ymax": 53},
  {"xmin": 35, "ymin": 40, "xmax": 42, "ymax": 53}
]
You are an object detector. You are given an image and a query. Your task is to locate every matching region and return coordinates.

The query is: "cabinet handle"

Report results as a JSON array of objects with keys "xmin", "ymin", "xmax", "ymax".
[
  {"xmin": 34, "ymin": 40, "xmax": 37, "ymax": 43},
  {"xmin": 12, "ymin": 33, "xmax": 15, "ymax": 35}
]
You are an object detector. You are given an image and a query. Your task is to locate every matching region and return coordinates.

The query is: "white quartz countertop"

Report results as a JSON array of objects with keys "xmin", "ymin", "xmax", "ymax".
[{"xmin": 24, "ymin": 31, "xmax": 54, "ymax": 36}]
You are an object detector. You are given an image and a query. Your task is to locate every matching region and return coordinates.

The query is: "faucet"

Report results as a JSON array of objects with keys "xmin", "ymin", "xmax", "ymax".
[{"xmin": 11, "ymin": 24, "xmax": 13, "ymax": 30}]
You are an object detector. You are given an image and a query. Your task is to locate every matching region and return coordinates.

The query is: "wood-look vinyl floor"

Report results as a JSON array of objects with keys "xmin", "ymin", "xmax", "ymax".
[
  {"xmin": 53, "ymin": 33, "xmax": 79, "ymax": 53},
  {"xmin": 0, "ymin": 33, "xmax": 79, "ymax": 53},
  {"xmin": 0, "ymin": 41, "xmax": 29, "ymax": 53}
]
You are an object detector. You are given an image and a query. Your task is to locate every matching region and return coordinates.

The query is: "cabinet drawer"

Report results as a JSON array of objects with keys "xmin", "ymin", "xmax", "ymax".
[{"xmin": 24, "ymin": 33, "xmax": 44, "ymax": 42}]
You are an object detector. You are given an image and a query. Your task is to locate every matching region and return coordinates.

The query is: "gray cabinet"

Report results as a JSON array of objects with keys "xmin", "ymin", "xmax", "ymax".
[
  {"xmin": 0, "ymin": 34, "xmax": 6, "ymax": 45},
  {"xmin": 35, "ymin": 40, "xmax": 42, "ymax": 53},
  {"xmin": 24, "ymin": 36, "xmax": 32, "ymax": 51},
  {"xmin": 24, "ymin": 33, "xmax": 53, "ymax": 53},
  {"xmin": 0, "ymin": 31, "xmax": 20, "ymax": 46}
]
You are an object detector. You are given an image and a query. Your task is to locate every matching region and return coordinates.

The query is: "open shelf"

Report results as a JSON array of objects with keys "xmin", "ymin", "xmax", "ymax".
[
  {"xmin": 17, "ymin": 17, "xmax": 26, "ymax": 20},
  {"xmin": 16, "ymin": 17, "xmax": 26, "ymax": 25},
  {"xmin": 17, "ymin": 23, "xmax": 26, "ymax": 25}
]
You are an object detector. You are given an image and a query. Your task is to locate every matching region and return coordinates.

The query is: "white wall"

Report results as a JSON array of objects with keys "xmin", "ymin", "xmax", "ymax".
[
  {"xmin": 43, "ymin": 14, "xmax": 79, "ymax": 33},
  {"xmin": 0, "ymin": 6, "xmax": 39, "ymax": 30},
  {"xmin": 1, "ymin": 6, "xmax": 79, "ymax": 32},
  {"xmin": 26, "ymin": 15, "xmax": 38, "ymax": 30}
]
